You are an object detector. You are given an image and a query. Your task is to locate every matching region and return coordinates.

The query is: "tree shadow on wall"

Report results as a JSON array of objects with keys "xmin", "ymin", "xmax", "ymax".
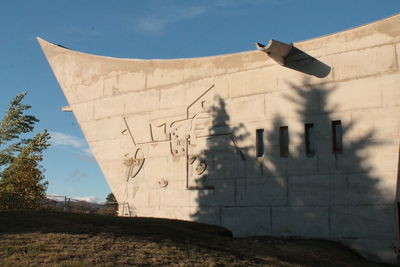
[{"xmin": 191, "ymin": 78, "xmax": 398, "ymax": 262}]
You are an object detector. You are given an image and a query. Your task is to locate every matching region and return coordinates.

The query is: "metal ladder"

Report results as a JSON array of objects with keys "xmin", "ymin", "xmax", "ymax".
[{"xmin": 120, "ymin": 202, "xmax": 131, "ymax": 216}]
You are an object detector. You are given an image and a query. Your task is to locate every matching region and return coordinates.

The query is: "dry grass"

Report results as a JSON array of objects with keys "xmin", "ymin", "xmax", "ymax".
[{"xmin": 0, "ymin": 211, "xmax": 388, "ymax": 266}]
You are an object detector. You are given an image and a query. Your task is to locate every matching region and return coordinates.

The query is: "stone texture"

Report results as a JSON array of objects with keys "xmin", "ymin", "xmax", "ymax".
[
  {"xmin": 381, "ymin": 73, "xmax": 400, "ymax": 108},
  {"xmin": 221, "ymin": 207, "xmax": 271, "ymax": 236},
  {"xmin": 160, "ymin": 85, "xmax": 186, "ymax": 109},
  {"xmin": 123, "ymin": 89, "xmax": 160, "ymax": 115},
  {"xmin": 146, "ymin": 60, "xmax": 184, "ymax": 88},
  {"xmin": 272, "ymin": 207, "xmax": 330, "ymax": 238},
  {"xmin": 327, "ymin": 75, "xmax": 383, "ymax": 113},
  {"xmin": 330, "ymin": 205, "xmax": 396, "ymax": 239},
  {"xmin": 235, "ymin": 177, "xmax": 287, "ymax": 206},
  {"xmin": 226, "ymin": 94, "xmax": 265, "ymax": 123},
  {"xmin": 331, "ymin": 44, "xmax": 397, "ymax": 81},
  {"xmin": 228, "ymin": 67, "xmax": 277, "ymax": 98},
  {"xmin": 288, "ymin": 175, "xmax": 330, "ymax": 206},
  {"xmin": 70, "ymin": 102, "xmax": 94, "ymax": 123}
]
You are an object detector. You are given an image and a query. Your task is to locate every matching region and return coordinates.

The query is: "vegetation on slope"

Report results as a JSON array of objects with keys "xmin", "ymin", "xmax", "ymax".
[{"xmin": 0, "ymin": 211, "xmax": 388, "ymax": 266}]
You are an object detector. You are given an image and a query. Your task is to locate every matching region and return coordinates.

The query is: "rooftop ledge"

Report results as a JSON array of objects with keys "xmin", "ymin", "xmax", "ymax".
[{"xmin": 37, "ymin": 13, "xmax": 399, "ymax": 63}]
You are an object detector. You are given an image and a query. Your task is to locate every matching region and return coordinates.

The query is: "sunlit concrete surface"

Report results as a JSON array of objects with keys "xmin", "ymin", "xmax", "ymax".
[{"xmin": 39, "ymin": 14, "xmax": 400, "ymax": 263}]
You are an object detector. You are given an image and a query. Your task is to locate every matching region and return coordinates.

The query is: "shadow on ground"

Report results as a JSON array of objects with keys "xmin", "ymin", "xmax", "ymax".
[{"xmin": 0, "ymin": 210, "xmax": 388, "ymax": 266}]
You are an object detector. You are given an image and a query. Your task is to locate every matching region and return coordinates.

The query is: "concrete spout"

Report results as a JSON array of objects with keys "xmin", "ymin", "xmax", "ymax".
[{"xmin": 256, "ymin": 39, "xmax": 293, "ymax": 65}]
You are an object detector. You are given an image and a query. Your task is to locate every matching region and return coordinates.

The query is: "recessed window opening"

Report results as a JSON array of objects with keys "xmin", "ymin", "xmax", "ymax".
[
  {"xmin": 332, "ymin": 120, "xmax": 343, "ymax": 153},
  {"xmin": 305, "ymin": 123, "xmax": 315, "ymax": 156},
  {"xmin": 397, "ymin": 203, "xmax": 400, "ymax": 240},
  {"xmin": 256, "ymin": 129, "xmax": 264, "ymax": 158},
  {"xmin": 279, "ymin": 126, "xmax": 289, "ymax": 157}
]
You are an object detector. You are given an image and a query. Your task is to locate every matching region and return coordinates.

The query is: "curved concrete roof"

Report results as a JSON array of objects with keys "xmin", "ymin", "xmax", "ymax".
[
  {"xmin": 38, "ymin": 13, "xmax": 400, "ymax": 100},
  {"xmin": 38, "ymin": 13, "xmax": 400, "ymax": 61},
  {"xmin": 39, "ymin": 13, "xmax": 400, "ymax": 61}
]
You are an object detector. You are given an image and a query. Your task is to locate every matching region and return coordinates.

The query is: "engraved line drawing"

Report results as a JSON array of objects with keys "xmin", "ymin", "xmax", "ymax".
[
  {"xmin": 123, "ymin": 116, "xmax": 137, "ymax": 146},
  {"xmin": 123, "ymin": 148, "xmax": 145, "ymax": 181},
  {"xmin": 121, "ymin": 84, "xmax": 245, "ymax": 188}
]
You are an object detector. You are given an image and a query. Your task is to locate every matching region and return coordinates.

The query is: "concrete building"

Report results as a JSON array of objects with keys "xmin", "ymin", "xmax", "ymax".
[{"xmin": 39, "ymin": 14, "xmax": 400, "ymax": 263}]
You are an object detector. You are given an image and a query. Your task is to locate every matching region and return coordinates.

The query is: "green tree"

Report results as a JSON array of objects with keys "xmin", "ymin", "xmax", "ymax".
[
  {"xmin": 0, "ymin": 92, "xmax": 50, "ymax": 209},
  {"xmin": 97, "ymin": 193, "xmax": 117, "ymax": 216},
  {"xmin": 105, "ymin": 193, "xmax": 116, "ymax": 205}
]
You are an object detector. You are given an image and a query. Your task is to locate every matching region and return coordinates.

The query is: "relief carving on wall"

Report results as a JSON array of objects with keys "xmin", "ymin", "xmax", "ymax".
[
  {"xmin": 188, "ymin": 156, "xmax": 207, "ymax": 176},
  {"xmin": 121, "ymin": 84, "xmax": 244, "ymax": 187},
  {"xmin": 158, "ymin": 178, "xmax": 169, "ymax": 188},
  {"xmin": 123, "ymin": 148, "xmax": 145, "ymax": 181}
]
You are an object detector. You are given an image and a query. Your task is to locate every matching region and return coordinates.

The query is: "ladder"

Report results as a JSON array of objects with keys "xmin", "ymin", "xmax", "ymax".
[{"xmin": 120, "ymin": 202, "xmax": 131, "ymax": 217}]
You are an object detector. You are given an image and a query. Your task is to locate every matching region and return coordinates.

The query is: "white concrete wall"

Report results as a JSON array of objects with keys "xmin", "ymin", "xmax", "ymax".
[{"xmin": 39, "ymin": 14, "xmax": 400, "ymax": 264}]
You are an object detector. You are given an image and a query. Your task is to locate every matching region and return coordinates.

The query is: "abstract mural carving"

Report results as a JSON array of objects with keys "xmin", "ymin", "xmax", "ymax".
[
  {"xmin": 121, "ymin": 84, "xmax": 245, "ymax": 187},
  {"xmin": 123, "ymin": 149, "xmax": 145, "ymax": 181}
]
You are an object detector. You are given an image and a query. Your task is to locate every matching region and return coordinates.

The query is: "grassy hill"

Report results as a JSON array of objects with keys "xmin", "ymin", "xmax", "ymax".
[{"xmin": 0, "ymin": 211, "xmax": 389, "ymax": 266}]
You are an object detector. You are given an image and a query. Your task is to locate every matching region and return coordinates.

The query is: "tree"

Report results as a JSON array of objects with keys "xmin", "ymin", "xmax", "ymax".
[
  {"xmin": 105, "ymin": 193, "xmax": 116, "ymax": 205},
  {"xmin": 0, "ymin": 92, "xmax": 50, "ymax": 209},
  {"xmin": 97, "ymin": 193, "xmax": 117, "ymax": 216}
]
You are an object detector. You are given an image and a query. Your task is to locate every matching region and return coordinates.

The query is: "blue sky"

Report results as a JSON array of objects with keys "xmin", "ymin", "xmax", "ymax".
[{"xmin": 0, "ymin": 0, "xmax": 399, "ymax": 203}]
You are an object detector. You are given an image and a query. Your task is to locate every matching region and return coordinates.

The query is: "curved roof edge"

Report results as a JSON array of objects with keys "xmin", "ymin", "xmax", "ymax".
[
  {"xmin": 38, "ymin": 13, "xmax": 400, "ymax": 62},
  {"xmin": 37, "ymin": 37, "xmax": 259, "ymax": 63},
  {"xmin": 294, "ymin": 12, "xmax": 400, "ymax": 45}
]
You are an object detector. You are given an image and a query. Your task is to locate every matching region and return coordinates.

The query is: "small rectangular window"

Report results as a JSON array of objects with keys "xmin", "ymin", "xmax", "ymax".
[
  {"xmin": 256, "ymin": 129, "xmax": 264, "ymax": 157},
  {"xmin": 279, "ymin": 126, "xmax": 289, "ymax": 157},
  {"xmin": 332, "ymin": 120, "xmax": 342, "ymax": 153},
  {"xmin": 397, "ymin": 203, "xmax": 400, "ymax": 240},
  {"xmin": 305, "ymin": 123, "xmax": 315, "ymax": 156}
]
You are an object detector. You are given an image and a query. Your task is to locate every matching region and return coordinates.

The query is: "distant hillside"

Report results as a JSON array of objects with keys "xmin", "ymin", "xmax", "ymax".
[{"xmin": 44, "ymin": 196, "xmax": 114, "ymax": 214}]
